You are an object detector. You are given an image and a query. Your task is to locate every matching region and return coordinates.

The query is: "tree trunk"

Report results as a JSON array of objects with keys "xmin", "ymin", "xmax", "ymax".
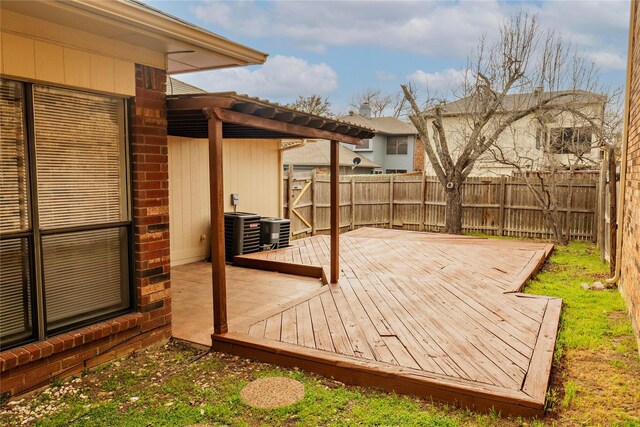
[
  {"xmin": 444, "ymin": 185, "xmax": 463, "ymax": 235},
  {"xmin": 544, "ymin": 210, "xmax": 564, "ymax": 244},
  {"xmin": 563, "ymin": 172, "xmax": 575, "ymax": 244}
]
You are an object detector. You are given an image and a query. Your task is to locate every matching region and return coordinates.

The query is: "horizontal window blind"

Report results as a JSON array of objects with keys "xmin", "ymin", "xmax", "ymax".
[
  {"xmin": 0, "ymin": 79, "xmax": 29, "ymax": 234},
  {"xmin": 32, "ymin": 86, "xmax": 125, "ymax": 230},
  {"xmin": 42, "ymin": 227, "xmax": 129, "ymax": 331},
  {"xmin": 0, "ymin": 238, "xmax": 33, "ymax": 346}
]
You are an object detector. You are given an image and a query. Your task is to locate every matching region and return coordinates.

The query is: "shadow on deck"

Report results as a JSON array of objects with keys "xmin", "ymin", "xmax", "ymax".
[{"xmin": 173, "ymin": 228, "xmax": 559, "ymax": 417}]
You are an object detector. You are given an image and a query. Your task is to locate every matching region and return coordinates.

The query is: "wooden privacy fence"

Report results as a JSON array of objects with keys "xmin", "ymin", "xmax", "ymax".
[{"xmin": 283, "ymin": 171, "xmax": 599, "ymax": 241}]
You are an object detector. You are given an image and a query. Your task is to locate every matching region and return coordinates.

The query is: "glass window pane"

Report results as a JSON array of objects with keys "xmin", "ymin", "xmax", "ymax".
[
  {"xmin": 32, "ymin": 85, "xmax": 126, "ymax": 229},
  {"xmin": 0, "ymin": 238, "xmax": 33, "ymax": 347},
  {"xmin": 0, "ymin": 79, "xmax": 29, "ymax": 233},
  {"xmin": 42, "ymin": 227, "xmax": 129, "ymax": 332}
]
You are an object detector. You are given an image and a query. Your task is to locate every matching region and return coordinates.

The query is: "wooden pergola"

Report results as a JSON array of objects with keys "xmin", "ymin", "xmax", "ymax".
[{"xmin": 167, "ymin": 93, "xmax": 375, "ymax": 334}]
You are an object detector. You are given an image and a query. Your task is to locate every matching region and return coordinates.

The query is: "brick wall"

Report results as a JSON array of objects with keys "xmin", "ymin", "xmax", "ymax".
[
  {"xmin": 130, "ymin": 64, "xmax": 172, "ymax": 335},
  {"xmin": 620, "ymin": 1, "xmax": 640, "ymax": 352},
  {"xmin": 0, "ymin": 64, "xmax": 172, "ymax": 398}
]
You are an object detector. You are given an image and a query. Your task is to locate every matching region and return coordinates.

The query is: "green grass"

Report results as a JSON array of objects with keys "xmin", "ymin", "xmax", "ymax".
[
  {"xmin": 525, "ymin": 242, "xmax": 636, "ymax": 356},
  {"xmin": 3, "ymin": 239, "xmax": 638, "ymax": 427}
]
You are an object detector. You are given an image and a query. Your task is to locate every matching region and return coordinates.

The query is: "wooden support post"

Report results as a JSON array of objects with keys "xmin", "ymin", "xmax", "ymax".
[
  {"xmin": 286, "ymin": 165, "xmax": 294, "ymax": 219},
  {"xmin": 350, "ymin": 176, "xmax": 356, "ymax": 230},
  {"xmin": 389, "ymin": 175, "xmax": 394, "ymax": 229},
  {"xmin": 498, "ymin": 175, "xmax": 506, "ymax": 236},
  {"xmin": 311, "ymin": 170, "xmax": 317, "ymax": 235},
  {"xmin": 204, "ymin": 108, "xmax": 228, "ymax": 335},
  {"xmin": 419, "ymin": 170, "xmax": 426, "ymax": 231},
  {"xmin": 330, "ymin": 140, "xmax": 339, "ymax": 284}
]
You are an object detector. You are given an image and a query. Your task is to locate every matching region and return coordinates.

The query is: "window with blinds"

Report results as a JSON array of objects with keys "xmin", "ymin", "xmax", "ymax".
[
  {"xmin": 0, "ymin": 79, "xmax": 34, "ymax": 348},
  {"xmin": 0, "ymin": 80, "xmax": 29, "ymax": 234},
  {"xmin": 0, "ymin": 79, "xmax": 131, "ymax": 348},
  {"xmin": 33, "ymin": 86, "xmax": 126, "ymax": 229}
]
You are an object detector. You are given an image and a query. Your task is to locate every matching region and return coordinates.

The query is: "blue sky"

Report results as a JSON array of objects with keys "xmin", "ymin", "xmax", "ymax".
[{"xmin": 149, "ymin": 0, "xmax": 629, "ymax": 114}]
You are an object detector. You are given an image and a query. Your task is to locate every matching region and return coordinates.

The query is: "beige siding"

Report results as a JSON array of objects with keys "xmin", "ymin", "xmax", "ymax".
[
  {"xmin": 1, "ymin": 31, "xmax": 136, "ymax": 96},
  {"xmin": 168, "ymin": 137, "xmax": 282, "ymax": 266}
]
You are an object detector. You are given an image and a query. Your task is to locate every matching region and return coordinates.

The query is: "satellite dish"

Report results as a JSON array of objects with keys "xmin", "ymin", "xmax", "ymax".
[{"xmin": 352, "ymin": 157, "xmax": 361, "ymax": 166}]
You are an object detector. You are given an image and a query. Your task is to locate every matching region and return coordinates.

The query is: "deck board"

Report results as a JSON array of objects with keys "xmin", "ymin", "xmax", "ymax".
[{"xmin": 197, "ymin": 228, "xmax": 559, "ymax": 415}]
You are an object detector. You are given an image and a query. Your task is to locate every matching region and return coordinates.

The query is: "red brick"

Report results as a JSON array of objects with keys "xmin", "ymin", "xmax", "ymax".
[
  {"xmin": 24, "ymin": 361, "xmax": 61, "ymax": 383},
  {"xmin": 37, "ymin": 342, "xmax": 55, "ymax": 358},
  {"xmin": 49, "ymin": 337, "xmax": 64, "ymax": 354},
  {"xmin": 0, "ymin": 373, "xmax": 25, "ymax": 392},
  {"xmin": 12, "ymin": 348, "xmax": 31, "ymax": 365}
]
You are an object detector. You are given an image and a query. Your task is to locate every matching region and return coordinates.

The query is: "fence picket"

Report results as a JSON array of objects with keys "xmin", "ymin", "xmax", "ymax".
[{"xmin": 283, "ymin": 172, "xmax": 598, "ymax": 241}]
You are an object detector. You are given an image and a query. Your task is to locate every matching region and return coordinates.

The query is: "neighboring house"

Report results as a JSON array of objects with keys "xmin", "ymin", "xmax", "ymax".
[
  {"xmin": 618, "ymin": 1, "xmax": 640, "ymax": 352},
  {"xmin": 423, "ymin": 90, "xmax": 606, "ymax": 177},
  {"xmin": 0, "ymin": 0, "xmax": 266, "ymax": 396},
  {"xmin": 167, "ymin": 76, "xmax": 207, "ymax": 95},
  {"xmin": 338, "ymin": 104, "xmax": 422, "ymax": 174},
  {"xmin": 283, "ymin": 139, "xmax": 380, "ymax": 175}
]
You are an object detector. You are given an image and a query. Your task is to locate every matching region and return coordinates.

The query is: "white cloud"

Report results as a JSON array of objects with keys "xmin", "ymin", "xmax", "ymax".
[
  {"xmin": 588, "ymin": 51, "xmax": 627, "ymax": 71},
  {"xmin": 176, "ymin": 55, "xmax": 338, "ymax": 100},
  {"xmin": 192, "ymin": 0, "xmax": 504, "ymax": 57},
  {"xmin": 408, "ymin": 69, "xmax": 466, "ymax": 96},
  {"xmin": 191, "ymin": 0, "xmax": 629, "ymax": 69}
]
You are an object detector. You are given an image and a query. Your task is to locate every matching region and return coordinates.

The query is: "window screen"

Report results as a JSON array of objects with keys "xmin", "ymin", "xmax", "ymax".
[
  {"xmin": 0, "ymin": 239, "xmax": 33, "ymax": 347},
  {"xmin": 0, "ymin": 80, "xmax": 29, "ymax": 233},
  {"xmin": 0, "ymin": 79, "xmax": 34, "ymax": 347},
  {"xmin": 42, "ymin": 228, "xmax": 129, "ymax": 331},
  {"xmin": 32, "ymin": 85, "xmax": 126, "ymax": 229}
]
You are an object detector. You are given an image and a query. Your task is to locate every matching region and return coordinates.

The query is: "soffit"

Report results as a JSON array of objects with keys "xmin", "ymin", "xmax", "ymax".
[{"xmin": 0, "ymin": 0, "xmax": 268, "ymax": 73}]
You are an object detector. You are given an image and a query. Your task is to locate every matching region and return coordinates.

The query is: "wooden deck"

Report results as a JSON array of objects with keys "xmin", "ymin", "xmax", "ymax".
[{"xmin": 186, "ymin": 228, "xmax": 559, "ymax": 416}]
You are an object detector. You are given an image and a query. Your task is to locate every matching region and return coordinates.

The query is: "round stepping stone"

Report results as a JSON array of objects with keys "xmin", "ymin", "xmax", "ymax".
[{"xmin": 240, "ymin": 377, "xmax": 305, "ymax": 408}]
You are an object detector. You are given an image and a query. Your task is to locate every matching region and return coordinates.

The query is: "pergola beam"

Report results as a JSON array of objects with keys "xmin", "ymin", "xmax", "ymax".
[
  {"xmin": 168, "ymin": 96, "xmax": 235, "ymax": 111},
  {"xmin": 213, "ymin": 107, "xmax": 365, "ymax": 146}
]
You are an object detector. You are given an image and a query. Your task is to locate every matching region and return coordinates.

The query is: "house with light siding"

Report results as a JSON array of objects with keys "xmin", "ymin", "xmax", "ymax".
[
  {"xmin": 283, "ymin": 139, "xmax": 380, "ymax": 175},
  {"xmin": 421, "ymin": 90, "xmax": 606, "ymax": 177},
  {"xmin": 338, "ymin": 105, "xmax": 422, "ymax": 174}
]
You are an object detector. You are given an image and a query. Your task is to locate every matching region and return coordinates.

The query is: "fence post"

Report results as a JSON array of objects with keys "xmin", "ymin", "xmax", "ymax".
[
  {"xmin": 389, "ymin": 175, "xmax": 394, "ymax": 229},
  {"xmin": 598, "ymin": 154, "xmax": 607, "ymax": 261},
  {"xmin": 350, "ymin": 176, "xmax": 355, "ymax": 230},
  {"xmin": 498, "ymin": 175, "xmax": 506, "ymax": 236},
  {"xmin": 419, "ymin": 170, "xmax": 426, "ymax": 231},
  {"xmin": 311, "ymin": 170, "xmax": 317, "ymax": 235},
  {"xmin": 286, "ymin": 165, "xmax": 293, "ymax": 219},
  {"xmin": 608, "ymin": 147, "xmax": 617, "ymax": 273}
]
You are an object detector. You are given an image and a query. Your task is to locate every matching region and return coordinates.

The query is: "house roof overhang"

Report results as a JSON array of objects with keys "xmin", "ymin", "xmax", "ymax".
[
  {"xmin": 0, "ymin": 0, "xmax": 268, "ymax": 73},
  {"xmin": 168, "ymin": 93, "xmax": 376, "ymax": 146}
]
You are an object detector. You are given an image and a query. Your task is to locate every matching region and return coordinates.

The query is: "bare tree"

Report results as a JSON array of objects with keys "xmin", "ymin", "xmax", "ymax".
[
  {"xmin": 489, "ymin": 90, "xmax": 622, "ymax": 244},
  {"xmin": 350, "ymin": 86, "xmax": 419, "ymax": 119},
  {"xmin": 402, "ymin": 11, "xmax": 608, "ymax": 235},
  {"xmin": 288, "ymin": 95, "xmax": 333, "ymax": 117},
  {"xmin": 350, "ymin": 88, "xmax": 392, "ymax": 117}
]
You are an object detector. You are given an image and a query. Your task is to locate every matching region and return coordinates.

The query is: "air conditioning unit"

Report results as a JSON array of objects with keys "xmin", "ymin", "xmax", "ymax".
[
  {"xmin": 259, "ymin": 217, "xmax": 291, "ymax": 249},
  {"xmin": 224, "ymin": 212, "xmax": 261, "ymax": 262}
]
